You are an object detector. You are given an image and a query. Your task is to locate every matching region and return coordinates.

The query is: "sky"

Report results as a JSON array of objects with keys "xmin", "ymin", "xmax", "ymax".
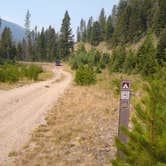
[{"xmin": 0, "ymin": 0, "xmax": 119, "ymax": 34}]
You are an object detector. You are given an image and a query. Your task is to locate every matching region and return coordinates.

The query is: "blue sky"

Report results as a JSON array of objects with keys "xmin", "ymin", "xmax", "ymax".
[{"xmin": 0, "ymin": 0, "xmax": 119, "ymax": 33}]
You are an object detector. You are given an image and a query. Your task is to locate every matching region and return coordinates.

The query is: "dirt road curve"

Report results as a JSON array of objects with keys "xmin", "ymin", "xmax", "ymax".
[{"xmin": 0, "ymin": 65, "xmax": 72, "ymax": 166}]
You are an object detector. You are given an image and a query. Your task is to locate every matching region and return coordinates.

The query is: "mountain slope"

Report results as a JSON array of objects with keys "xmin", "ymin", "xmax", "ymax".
[{"xmin": 0, "ymin": 19, "xmax": 25, "ymax": 42}]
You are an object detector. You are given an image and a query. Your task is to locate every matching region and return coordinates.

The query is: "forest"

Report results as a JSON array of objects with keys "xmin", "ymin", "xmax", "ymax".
[{"xmin": 0, "ymin": 0, "xmax": 166, "ymax": 165}]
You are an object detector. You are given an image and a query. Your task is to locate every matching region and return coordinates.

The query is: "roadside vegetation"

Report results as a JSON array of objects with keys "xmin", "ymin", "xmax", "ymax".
[
  {"xmin": 69, "ymin": 45, "xmax": 110, "ymax": 85},
  {"xmin": 0, "ymin": 0, "xmax": 165, "ymax": 165},
  {"xmin": 0, "ymin": 62, "xmax": 43, "ymax": 83},
  {"xmin": 13, "ymin": 70, "xmax": 145, "ymax": 166}
]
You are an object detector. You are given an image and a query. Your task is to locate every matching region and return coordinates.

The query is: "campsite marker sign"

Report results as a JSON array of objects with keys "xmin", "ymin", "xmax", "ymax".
[{"xmin": 118, "ymin": 80, "xmax": 131, "ymax": 155}]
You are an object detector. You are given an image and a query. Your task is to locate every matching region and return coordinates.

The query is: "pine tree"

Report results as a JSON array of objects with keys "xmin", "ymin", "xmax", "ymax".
[
  {"xmin": 99, "ymin": 8, "xmax": 106, "ymax": 41},
  {"xmin": 25, "ymin": 10, "xmax": 31, "ymax": 41},
  {"xmin": 112, "ymin": 5, "xmax": 118, "ymax": 28},
  {"xmin": 112, "ymin": 79, "xmax": 166, "ymax": 166},
  {"xmin": 86, "ymin": 16, "xmax": 93, "ymax": 43},
  {"xmin": 76, "ymin": 26, "xmax": 81, "ymax": 42},
  {"xmin": 0, "ymin": 27, "xmax": 14, "ymax": 60},
  {"xmin": 153, "ymin": 0, "xmax": 166, "ymax": 35},
  {"xmin": 136, "ymin": 32, "xmax": 158, "ymax": 76},
  {"xmin": 45, "ymin": 26, "xmax": 57, "ymax": 61},
  {"xmin": 109, "ymin": 45, "xmax": 126, "ymax": 72},
  {"xmin": 37, "ymin": 27, "xmax": 46, "ymax": 61},
  {"xmin": 157, "ymin": 27, "xmax": 166, "ymax": 65},
  {"xmin": 80, "ymin": 19, "xmax": 86, "ymax": 42},
  {"xmin": 123, "ymin": 49, "xmax": 136, "ymax": 74},
  {"xmin": 59, "ymin": 11, "xmax": 74, "ymax": 59},
  {"xmin": 16, "ymin": 42, "xmax": 23, "ymax": 60},
  {"xmin": 91, "ymin": 21, "xmax": 102, "ymax": 46},
  {"xmin": 106, "ymin": 15, "xmax": 114, "ymax": 42},
  {"xmin": 24, "ymin": 10, "xmax": 31, "ymax": 60}
]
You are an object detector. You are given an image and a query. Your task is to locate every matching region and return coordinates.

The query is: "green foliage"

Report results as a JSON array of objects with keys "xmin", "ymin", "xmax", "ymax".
[
  {"xmin": 25, "ymin": 65, "xmax": 43, "ymax": 80},
  {"xmin": 108, "ymin": 45, "xmax": 126, "ymax": 73},
  {"xmin": 75, "ymin": 65, "xmax": 96, "ymax": 85},
  {"xmin": 59, "ymin": 10, "xmax": 74, "ymax": 59},
  {"xmin": 0, "ymin": 27, "xmax": 16, "ymax": 60},
  {"xmin": 0, "ymin": 63, "xmax": 43, "ymax": 83},
  {"xmin": 0, "ymin": 63, "xmax": 19, "ymax": 82},
  {"xmin": 99, "ymin": 8, "xmax": 106, "ymax": 41},
  {"xmin": 153, "ymin": 0, "xmax": 166, "ymax": 35},
  {"xmin": 91, "ymin": 21, "xmax": 102, "ymax": 46},
  {"xmin": 123, "ymin": 49, "xmax": 136, "ymax": 74},
  {"xmin": 112, "ymin": 79, "xmax": 166, "ymax": 166},
  {"xmin": 77, "ymin": 0, "xmax": 165, "ymax": 46},
  {"xmin": 69, "ymin": 45, "xmax": 110, "ymax": 71},
  {"xmin": 157, "ymin": 28, "xmax": 166, "ymax": 65},
  {"xmin": 109, "ymin": 33, "xmax": 159, "ymax": 77},
  {"xmin": 136, "ymin": 32, "xmax": 158, "ymax": 76}
]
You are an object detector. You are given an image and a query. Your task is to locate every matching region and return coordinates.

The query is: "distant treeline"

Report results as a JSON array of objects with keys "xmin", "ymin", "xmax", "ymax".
[
  {"xmin": 77, "ymin": 0, "xmax": 166, "ymax": 46},
  {"xmin": 0, "ymin": 11, "xmax": 74, "ymax": 62},
  {"xmin": 0, "ymin": 0, "xmax": 165, "ymax": 63}
]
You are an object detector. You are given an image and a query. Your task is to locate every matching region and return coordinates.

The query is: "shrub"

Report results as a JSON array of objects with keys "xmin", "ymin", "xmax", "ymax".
[
  {"xmin": 26, "ymin": 65, "xmax": 43, "ymax": 80},
  {"xmin": 0, "ymin": 63, "xmax": 43, "ymax": 83},
  {"xmin": 0, "ymin": 63, "xmax": 19, "ymax": 82},
  {"xmin": 75, "ymin": 65, "xmax": 96, "ymax": 85},
  {"xmin": 69, "ymin": 46, "xmax": 110, "ymax": 71}
]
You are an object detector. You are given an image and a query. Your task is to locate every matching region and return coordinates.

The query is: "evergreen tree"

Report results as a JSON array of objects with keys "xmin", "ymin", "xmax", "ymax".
[
  {"xmin": 136, "ymin": 32, "xmax": 158, "ymax": 76},
  {"xmin": 59, "ymin": 11, "xmax": 74, "ymax": 59},
  {"xmin": 99, "ymin": 8, "xmax": 106, "ymax": 40},
  {"xmin": 153, "ymin": 0, "xmax": 166, "ymax": 35},
  {"xmin": 112, "ymin": 79, "xmax": 166, "ymax": 166},
  {"xmin": 77, "ymin": 26, "xmax": 81, "ymax": 42},
  {"xmin": 86, "ymin": 16, "xmax": 93, "ymax": 43},
  {"xmin": 123, "ymin": 49, "xmax": 136, "ymax": 74},
  {"xmin": 80, "ymin": 19, "xmax": 86, "ymax": 42},
  {"xmin": 157, "ymin": 27, "xmax": 166, "ymax": 65},
  {"xmin": 45, "ymin": 26, "xmax": 58, "ymax": 61},
  {"xmin": 0, "ymin": 27, "xmax": 14, "ymax": 60},
  {"xmin": 91, "ymin": 21, "xmax": 102, "ymax": 46},
  {"xmin": 25, "ymin": 10, "xmax": 31, "ymax": 41},
  {"xmin": 24, "ymin": 10, "xmax": 31, "ymax": 59},
  {"xmin": 37, "ymin": 27, "xmax": 46, "ymax": 61},
  {"xmin": 111, "ymin": 0, "xmax": 129, "ymax": 45},
  {"xmin": 106, "ymin": 15, "xmax": 114, "ymax": 42},
  {"xmin": 109, "ymin": 45, "xmax": 126, "ymax": 72},
  {"xmin": 16, "ymin": 42, "xmax": 23, "ymax": 60},
  {"xmin": 111, "ymin": 5, "xmax": 118, "ymax": 28}
]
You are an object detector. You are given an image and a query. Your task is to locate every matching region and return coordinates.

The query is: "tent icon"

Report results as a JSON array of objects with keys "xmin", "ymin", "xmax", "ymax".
[{"xmin": 122, "ymin": 82, "xmax": 130, "ymax": 89}]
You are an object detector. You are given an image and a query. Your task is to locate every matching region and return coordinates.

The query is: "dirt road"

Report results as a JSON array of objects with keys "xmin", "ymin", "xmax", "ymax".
[{"xmin": 0, "ymin": 65, "xmax": 72, "ymax": 166}]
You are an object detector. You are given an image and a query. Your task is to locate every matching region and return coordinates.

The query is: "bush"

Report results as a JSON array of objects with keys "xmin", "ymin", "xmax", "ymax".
[
  {"xmin": 26, "ymin": 65, "xmax": 43, "ymax": 80},
  {"xmin": 69, "ymin": 46, "xmax": 110, "ymax": 71},
  {"xmin": 0, "ymin": 63, "xmax": 43, "ymax": 83},
  {"xmin": 0, "ymin": 63, "xmax": 19, "ymax": 82},
  {"xmin": 75, "ymin": 65, "xmax": 96, "ymax": 85}
]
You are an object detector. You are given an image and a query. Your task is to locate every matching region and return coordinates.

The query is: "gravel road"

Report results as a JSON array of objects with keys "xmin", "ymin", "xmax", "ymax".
[{"xmin": 0, "ymin": 65, "xmax": 72, "ymax": 166}]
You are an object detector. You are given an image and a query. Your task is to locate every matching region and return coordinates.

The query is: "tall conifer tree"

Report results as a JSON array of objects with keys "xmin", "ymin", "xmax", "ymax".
[{"xmin": 59, "ymin": 11, "xmax": 74, "ymax": 59}]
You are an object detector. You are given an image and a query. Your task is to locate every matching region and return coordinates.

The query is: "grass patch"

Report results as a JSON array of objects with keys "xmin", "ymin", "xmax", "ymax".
[
  {"xmin": 38, "ymin": 71, "xmax": 54, "ymax": 81},
  {"xmin": 13, "ymin": 69, "xmax": 146, "ymax": 166}
]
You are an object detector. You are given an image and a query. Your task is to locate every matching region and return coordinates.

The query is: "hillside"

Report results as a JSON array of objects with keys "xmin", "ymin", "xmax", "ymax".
[{"xmin": 0, "ymin": 19, "xmax": 25, "ymax": 42}]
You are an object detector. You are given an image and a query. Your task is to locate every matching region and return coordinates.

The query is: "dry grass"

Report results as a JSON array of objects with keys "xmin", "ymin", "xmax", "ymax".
[
  {"xmin": 75, "ymin": 42, "xmax": 113, "ymax": 55},
  {"xmin": 38, "ymin": 71, "xmax": 54, "ymax": 81},
  {"xmin": 0, "ymin": 80, "xmax": 34, "ymax": 90},
  {"xmin": 13, "ymin": 70, "xmax": 145, "ymax": 166}
]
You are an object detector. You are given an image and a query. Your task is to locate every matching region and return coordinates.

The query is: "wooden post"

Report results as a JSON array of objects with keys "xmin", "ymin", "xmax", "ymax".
[{"xmin": 118, "ymin": 80, "xmax": 131, "ymax": 159}]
